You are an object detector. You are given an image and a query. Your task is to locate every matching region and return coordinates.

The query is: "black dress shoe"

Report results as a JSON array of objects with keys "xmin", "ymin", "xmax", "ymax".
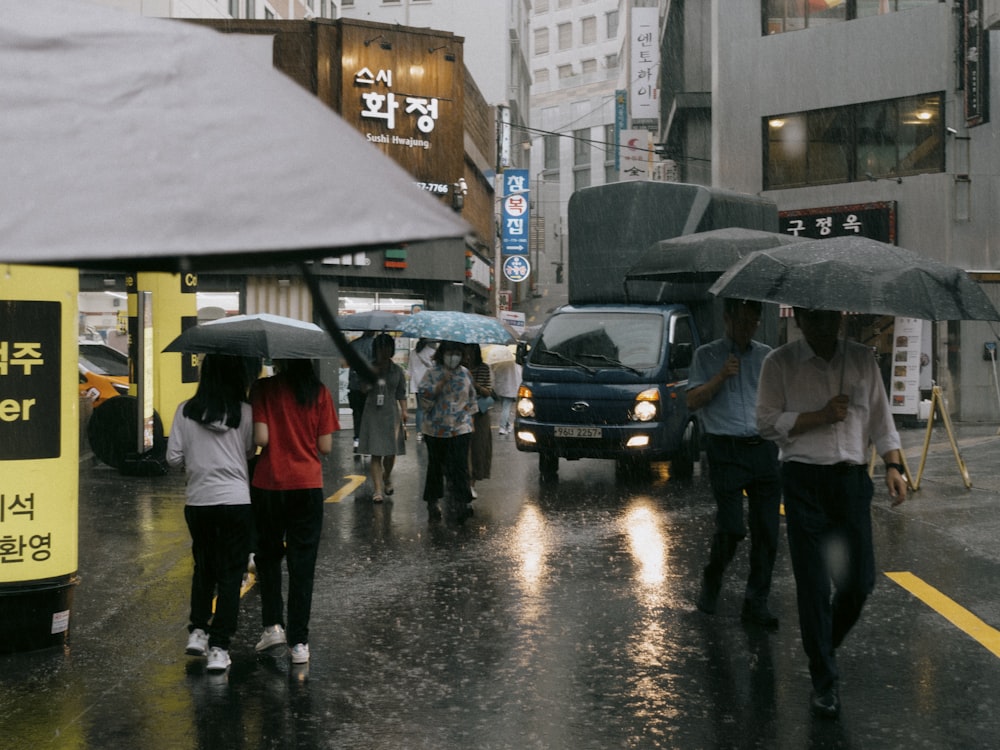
[
  {"xmin": 696, "ymin": 577, "xmax": 720, "ymax": 614},
  {"xmin": 810, "ymin": 686, "xmax": 840, "ymax": 719},
  {"xmin": 741, "ymin": 599, "xmax": 779, "ymax": 629}
]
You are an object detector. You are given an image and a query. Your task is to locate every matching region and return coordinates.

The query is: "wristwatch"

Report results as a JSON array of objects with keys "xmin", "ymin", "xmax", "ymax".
[{"xmin": 885, "ymin": 462, "xmax": 905, "ymax": 475}]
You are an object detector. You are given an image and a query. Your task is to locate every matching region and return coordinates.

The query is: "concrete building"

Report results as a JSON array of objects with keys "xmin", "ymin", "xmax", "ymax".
[
  {"xmin": 528, "ymin": 0, "xmax": 625, "ymax": 299},
  {"xmin": 656, "ymin": 0, "xmax": 999, "ymax": 423}
]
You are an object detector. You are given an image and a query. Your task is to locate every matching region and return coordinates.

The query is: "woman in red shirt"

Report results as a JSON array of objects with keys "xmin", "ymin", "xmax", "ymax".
[{"xmin": 250, "ymin": 359, "xmax": 338, "ymax": 665}]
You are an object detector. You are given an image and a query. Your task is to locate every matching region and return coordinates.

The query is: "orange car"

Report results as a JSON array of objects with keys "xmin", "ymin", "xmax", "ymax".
[{"xmin": 78, "ymin": 343, "xmax": 130, "ymax": 406}]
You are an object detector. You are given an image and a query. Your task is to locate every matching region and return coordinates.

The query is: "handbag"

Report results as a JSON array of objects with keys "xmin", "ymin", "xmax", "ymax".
[{"xmin": 477, "ymin": 395, "xmax": 494, "ymax": 414}]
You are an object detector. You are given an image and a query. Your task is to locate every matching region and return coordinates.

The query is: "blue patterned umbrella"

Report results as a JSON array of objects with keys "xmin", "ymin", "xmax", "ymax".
[{"xmin": 398, "ymin": 311, "xmax": 516, "ymax": 344}]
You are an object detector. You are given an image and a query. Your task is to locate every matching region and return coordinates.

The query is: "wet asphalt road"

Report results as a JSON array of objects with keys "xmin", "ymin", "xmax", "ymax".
[{"xmin": 3, "ymin": 419, "xmax": 1000, "ymax": 749}]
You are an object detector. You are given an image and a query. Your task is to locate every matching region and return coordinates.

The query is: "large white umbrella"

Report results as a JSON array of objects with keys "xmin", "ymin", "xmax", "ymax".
[{"xmin": 0, "ymin": 0, "xmax": 468, "ymax": 271}]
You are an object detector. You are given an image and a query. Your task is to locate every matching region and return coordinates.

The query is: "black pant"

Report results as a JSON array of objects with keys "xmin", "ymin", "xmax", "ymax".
[
  {"xmin": 703, "ymin": 436, "xmax": 781, "ymax": 603},
  {"xmin": 184, "ymin": 504, "xmax": 254, "ymax": 650},
  {"xmin": 251, "ymin": 487, "xmax": 325, "ymax": 646},
  {"xmin": 423, "ymin": 433, "xmax": 472, "ymax": 508},
  {"xmin": 782, "ymin": 461, "xmax": 875, "ymax": 692}
]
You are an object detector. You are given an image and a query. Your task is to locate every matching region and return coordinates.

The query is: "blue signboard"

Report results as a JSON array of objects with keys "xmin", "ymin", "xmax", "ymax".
[
  {"xmin": 501, "ymin": 169, "xmax": 530, "ymax": 256},
  {"xmin": 503, "ymin": 255, "xmax": 531, "ymax": 283},
  {"xmin": 615, "ymin": 90, "xmax": 627, "ymax": 171}
]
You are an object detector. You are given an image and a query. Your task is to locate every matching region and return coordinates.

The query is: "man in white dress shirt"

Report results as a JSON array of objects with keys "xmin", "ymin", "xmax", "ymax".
[{"xmin": 757, "ymin": 307, "xmax": 908, "ymax": 720}]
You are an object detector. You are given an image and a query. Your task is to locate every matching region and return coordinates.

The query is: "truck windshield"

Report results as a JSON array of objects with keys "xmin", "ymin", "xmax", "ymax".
[{"xmin": 532, "ymin": 313, "xmax": 664, "ymax": 370}]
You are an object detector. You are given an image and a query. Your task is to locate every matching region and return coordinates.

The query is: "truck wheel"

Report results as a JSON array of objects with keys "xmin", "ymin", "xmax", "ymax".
[
  {"xmin": 671, "ymin": 419, "xmax": 698, "ymax": 480},
  {"xmin": 539, "ymin": 452, "xmax": 559, "ymax": 482}
]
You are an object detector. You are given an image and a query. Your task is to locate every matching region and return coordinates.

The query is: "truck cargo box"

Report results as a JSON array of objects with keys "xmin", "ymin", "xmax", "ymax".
[{"xmin": 567, "ymin": 181, "xmax": 779, "ymax": 305}]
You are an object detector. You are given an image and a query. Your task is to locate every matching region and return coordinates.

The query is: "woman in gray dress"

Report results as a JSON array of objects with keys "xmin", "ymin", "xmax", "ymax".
[{"xmin": 358, "ymin": 333, "xmax": 407, "ymax": 502}]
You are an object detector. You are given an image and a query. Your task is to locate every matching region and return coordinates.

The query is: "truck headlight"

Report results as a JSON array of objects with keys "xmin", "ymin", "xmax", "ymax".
[
  {"xmin": 631, "ymin": 388, "xmax": 659, "ymax": 422},
  {"xmin": 517, "ymin": 385, "xmax": 535, "ymax": 418}
]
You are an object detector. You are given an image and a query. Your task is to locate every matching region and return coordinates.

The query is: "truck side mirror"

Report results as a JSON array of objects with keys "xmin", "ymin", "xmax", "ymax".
[{"xmin": 516, "ymin": 341, "xmax": 528, "ymax": 365}]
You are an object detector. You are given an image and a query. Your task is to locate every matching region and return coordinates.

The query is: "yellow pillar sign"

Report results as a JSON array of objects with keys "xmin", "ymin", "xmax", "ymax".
[{"xmin": 0, "ymin": 265, "xmax": 79, "ymax": 652}]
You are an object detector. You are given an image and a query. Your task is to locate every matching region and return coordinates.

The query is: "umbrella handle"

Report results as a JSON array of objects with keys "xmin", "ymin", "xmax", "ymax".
[{"xmin": 300, "ymin": 262, "xmax": 377, "ymax": 384}]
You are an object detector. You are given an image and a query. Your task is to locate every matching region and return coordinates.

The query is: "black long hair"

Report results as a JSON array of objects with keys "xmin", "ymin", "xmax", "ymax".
[
  {"xmin": 183, "ymin": 354, "xmax": 249, "ymax": 428},
  {"xmin": 274, "ymin": 358, "xmax": 323, "ymax": 407}
]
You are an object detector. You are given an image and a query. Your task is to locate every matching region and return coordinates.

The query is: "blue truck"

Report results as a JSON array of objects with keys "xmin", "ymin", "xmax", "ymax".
[{"xmin": 514, "ymin": 181, "xmax": 779, "ymax": 480}]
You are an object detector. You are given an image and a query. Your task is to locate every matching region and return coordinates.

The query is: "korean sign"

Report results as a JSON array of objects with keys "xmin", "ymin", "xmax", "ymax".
[
  {"xmin": 629, "ymin": 6, "xmax": 660, "ymax": 122},
  {"xmin": 502, "ymin": 169, "xmax": 530, "ymax": 257},
  {"xmin": 338, "ymin": 23, "xmax": 464, "ymax": 198},
  {"xmin": 0, "ymin": 301, "xmax": 61, "ymax": 460},
  {"xmin": 779, "ymin": 202, "xmax": 896, "ymax": 243},
  {"xmin": 0, "ymin": 264, "xmax": 78, "ymax": 594}
]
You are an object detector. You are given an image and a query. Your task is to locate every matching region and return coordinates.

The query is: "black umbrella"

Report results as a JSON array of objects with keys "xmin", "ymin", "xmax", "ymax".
[
  {"xmin": 626, "ymin": 228, "xmax": 807, "ymax": 283},
  {"xmin": 624, "ymin": 228, "xmax": 806, "ymax": 303},
  {"xmin": 338, "ymin": 311, "xmax": 406, "ymax": 332},
  {"xmin": 708, "ymin": 236, "xmax": 1000, "ymax": 321},
  {"xmin": 163, "ymin": 314, "xmax": 339, "ymax": 359}
]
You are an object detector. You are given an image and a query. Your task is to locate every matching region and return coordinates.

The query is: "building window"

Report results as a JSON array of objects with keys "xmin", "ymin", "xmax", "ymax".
[
  {"xmin": 534, "ymin": 27, "xmax": 549, "ymax": 55},
  {"xmin": 558, "ymin": 22, "xmax": 572, "ymax": 50},
  {"xmin": 604, "ymin": 123, "xmax": 617, "ymax": 183},
  {"xmin": 764, "ymin": 0, "xmax": 943, "ymax": 35},
  {"xmin": 581, "ymin": 58, "xmax": 597, "ymax": 75},
  {"xmin": 558, "ymin": 0, "xmax": 572, "ymax": 8},
  {"xmin": 605, "ymin": 53, "xmax": 618, "ymax": 69},
  {"xmin": 544, "ymin": 134, "xmax": 560, "ymax": 170},
  {"xmin": 534, "ymin": 68, "xmax": 550, "ymax": 85},
  {"xmin": 558, "ymin": 64, "xmax": 574, "ymax": 79},
  {"xmin": 764, "ymin": 92, "xmax": 944, "ymax": 189},
  {"xmin": 342, "ymin": 0, "xmax": 353, "ymax": 6},
  {"xmin": 573, "ymin": 128, "xmax": 589, "ymax": 166},
  {"xmin": 581, "ymin": 16, "xmax": 597, "ymax": 45},
  {"xmin": 606, "ymin": 9, "xmax": 619, "ymax": 38},
  {"xmin": 535, "ymin": 0, "xmax": 549, "ymax": 12}
]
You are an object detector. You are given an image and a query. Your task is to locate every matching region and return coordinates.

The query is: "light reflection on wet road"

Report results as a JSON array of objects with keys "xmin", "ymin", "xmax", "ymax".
[{"xmin": 3, "ymin": 427, "xmax": 1000, "ymax": 748}]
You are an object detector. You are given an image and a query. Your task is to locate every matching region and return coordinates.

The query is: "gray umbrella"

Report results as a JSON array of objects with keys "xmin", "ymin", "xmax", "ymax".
[
  {"xmin": 626, "ymin": 228, "xmax": 807, "ymax": 284},
  {"xmin": 0, "ymin": 0, "xmax": 468, "ymax": 272},
  {"xmin": 163, "ymin": 314, "xmax": 339, "ymax": 359},
  {"xmin": 338, "ymin": 311, "xmax": 407, "ymax": 332},
  {"xmin": 708, "ymin": 235, "xmax": 1000, "ymax": 321}
]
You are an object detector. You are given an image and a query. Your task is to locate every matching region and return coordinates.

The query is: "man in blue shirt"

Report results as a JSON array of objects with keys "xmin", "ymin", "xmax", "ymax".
[{"xmin": 688, "ymin": 298, "xmax": 781, "ymax": 628}]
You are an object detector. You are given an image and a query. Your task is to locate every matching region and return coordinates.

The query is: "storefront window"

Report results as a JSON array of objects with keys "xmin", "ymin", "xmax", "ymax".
[
  {"xmin": 764, "ymin": 93, "xmax": 943, "ymax": 189},
  {"xmin": 764, "ymin": 0, "xmax": 942, "ymax": 35}
]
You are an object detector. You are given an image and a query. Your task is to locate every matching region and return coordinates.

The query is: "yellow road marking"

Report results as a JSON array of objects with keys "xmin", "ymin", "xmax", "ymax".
[
  {"xmin": 886, "ymin": 571, "xmax": 1000, "ymax": 659},
  {"xmin": 326, "ymin": 474, "xmax": 367, "ymax": 503}
]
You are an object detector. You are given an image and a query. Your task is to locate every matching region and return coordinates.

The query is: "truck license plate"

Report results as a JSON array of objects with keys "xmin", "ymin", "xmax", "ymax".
[{"xmin": 555, "ymin": 426, "xmax": 602, "ymax": 438}]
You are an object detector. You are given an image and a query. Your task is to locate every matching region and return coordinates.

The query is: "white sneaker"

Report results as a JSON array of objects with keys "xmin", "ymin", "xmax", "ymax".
[
  {"xmin": 498, "ymin": 427, "xmax": 508, "ymax": 436},
  {"xmin": 185, "ymin": 628, "xmax": 208, "ymax": 656},
  {"xmin": 470, "ymin": 487, "xmax": 478, "ymax": 499},
  {"xmin": 290, "ymin": 643, "xmax": 310, "ymax": 664},
  {"xmin": 206, "ymin": 646, "xmax": 231, "ymax": 672},
  {"xmin": 255, "ymin": 624, "xmax": 287, "ymax": 653}
]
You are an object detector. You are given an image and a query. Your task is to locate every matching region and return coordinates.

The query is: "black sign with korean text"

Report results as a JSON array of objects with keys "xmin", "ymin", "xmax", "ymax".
[
  {"xmin": 180, "ymin": 315, "xmax": 200, "ymax": 383},
  {"xmin": 779, "ymin": 201, "xmax": 896, "ymax": 243},
  {"xmin": 0, "ymin": 301, "xmax": 61, "ymax": 460},
  {"xmin": 963, "ymin": 0, "xmax": 990, "ymax": 127}
]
